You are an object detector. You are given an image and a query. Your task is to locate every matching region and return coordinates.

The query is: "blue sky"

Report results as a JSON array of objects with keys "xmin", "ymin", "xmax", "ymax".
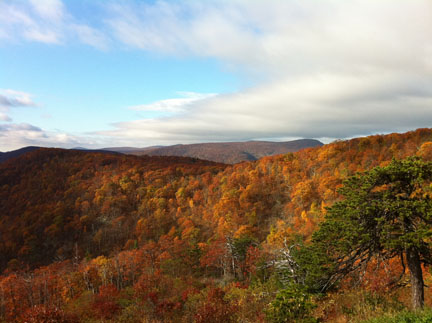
[
  {"xmin": 1, "ymin": 0, "xmax": 432, "ymax": 151},
  {"xmin": 1, "ymin": 43, "xmax": 239, "ymax": 131}
]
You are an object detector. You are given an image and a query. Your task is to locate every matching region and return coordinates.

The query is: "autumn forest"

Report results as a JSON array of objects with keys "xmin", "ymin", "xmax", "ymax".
[{"xmin": 3, "ymin": 128, "xmax": 432, "ymax": 322}]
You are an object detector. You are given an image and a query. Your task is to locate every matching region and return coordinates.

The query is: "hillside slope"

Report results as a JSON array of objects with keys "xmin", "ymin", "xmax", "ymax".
[
  {"xmin": 0, "ymin": 146, "xmax": 122, "ymax": 164},
  {"xmin": 2, "ymin": 129, "xmax": 432, "ymax": 322},
  {"xmin": 0, "ymin": 146, "xmax": 40, "ymax": 163},
  {"xmin": 0, "ymin": 149, "xmax": 225, "ymax": 270},
  {"xmin": 114, "ymin": 139, "xmax": 323, "ymax": 164}
]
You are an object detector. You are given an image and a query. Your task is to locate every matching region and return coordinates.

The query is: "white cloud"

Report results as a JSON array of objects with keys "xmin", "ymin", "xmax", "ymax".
[
  {"xmin": 0, "ymin": 122, "xmax": 108, "ymax": 152},
  {"xmin": 96, "ymin": 0, "xmax": 432, "ymax": 144},
  {"xmin": 106, "ymin": 0, "xmax": 432, "ymax": 77},
  {"xmin": 0, "ymin": 0, "xmax": 108, "ymax": 47},
  {"xmin": 129, "ymin": 92, "xmax": 217, "ymax": 114},
  {"xmin": 2, "ymin": 1, "xmax": 432, "ymax": 146},
  {"xmin": 0, "ymin": 89, "xmax": 37, "ymax": 108},
  {"xmin": 0, "ymin": 113, "xmax": 12, "ymax": 122},
  {"xmin": 98, "ymin": 72, "xmax": 432, "ymax": 144},
  {"xmin": 28, "ymin": 0, "xmax": 64, "ymax": 22},
  {"xmin": 23, "ymin": 28, "xmax": 60, "ymax": 43},
  {"xmin": 0, "ymin": 1, "xmax": 62, "ymax": 44},
  {"xmin": 0, "ymin": 89, "xmax": 37, "ymax": 123},
  {"xmin": 72, "ymin": 24, "xmax": 109, "ymax": 50}
]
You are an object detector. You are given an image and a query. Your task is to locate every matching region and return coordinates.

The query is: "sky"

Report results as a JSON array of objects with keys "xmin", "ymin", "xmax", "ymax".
[{"xmin": 0, "ymin": 0, "xmax": 431, "ymax": 151}]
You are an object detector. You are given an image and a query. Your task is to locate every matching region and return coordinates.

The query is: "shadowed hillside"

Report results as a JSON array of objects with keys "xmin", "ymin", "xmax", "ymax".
[{"xmin": 0, "ymin": 146, "xmax": 40, "ymax": 163}]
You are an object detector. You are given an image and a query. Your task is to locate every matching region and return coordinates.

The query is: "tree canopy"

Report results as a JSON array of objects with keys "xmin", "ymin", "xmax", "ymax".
[
  {"xmin": 311, "ymin": 157, "xmax": 432, "ymax": 308},
  {"xmin": 2, "ymin": 129, "xmax": 432, "ymax": 321}
]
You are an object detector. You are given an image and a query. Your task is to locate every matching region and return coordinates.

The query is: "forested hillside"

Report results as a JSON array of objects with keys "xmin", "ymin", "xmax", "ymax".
[
  {"xmin": 2, "ymin": 128, "xmax": 432, "ymax": 322},
  {"xmin": 0, "ymin": 146, "xmax": 40, "ymax": 163},
  {"xmin": 0, "ymin": 149, "xmax": 224, "ymax": 271},
  {"xmin": 118, "ymin": 139, "xmax": 323, "ymax": 164}
]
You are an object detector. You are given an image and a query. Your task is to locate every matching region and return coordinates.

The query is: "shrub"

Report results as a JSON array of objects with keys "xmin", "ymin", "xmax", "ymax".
[{"xmin": 266, "ymin": 284, "xmax": 317, "ymax": 323}]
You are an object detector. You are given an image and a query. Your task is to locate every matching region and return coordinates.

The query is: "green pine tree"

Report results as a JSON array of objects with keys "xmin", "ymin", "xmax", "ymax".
[{"xmin": 311, "ymin": 157, "xmax": 432, "ymax": 309}]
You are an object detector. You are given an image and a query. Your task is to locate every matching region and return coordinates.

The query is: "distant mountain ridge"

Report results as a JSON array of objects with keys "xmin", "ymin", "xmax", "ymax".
[
  {"xmin": 106, "ymin": 139, "xmax": 324, "ymax": 164},
  {"xmin": 0, "ymin": 146, "xmax": 41, "ymax": 163},
  {"xmin": 0, "ymin": 139, "xmax": 322, "ymax": 165},
  {"xmin": 0, "ymin": 147, "xmax": 120, "ymax": 164}
]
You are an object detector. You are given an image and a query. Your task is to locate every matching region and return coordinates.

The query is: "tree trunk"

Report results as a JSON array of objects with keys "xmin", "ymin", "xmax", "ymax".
[{"xmin": 406, "ymin": 247, "xmax": 424, "ymax": 309}]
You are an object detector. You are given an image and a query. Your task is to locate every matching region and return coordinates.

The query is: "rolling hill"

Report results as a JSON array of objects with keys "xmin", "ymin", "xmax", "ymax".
[
  {"xmin": 1, "ymin": 139, "xmax": 321, "ymax": 165},
  {"xmin": 0, "ymin": 146, "xmax": 40, "ymax": 163},
  {"xmin": 2, "ymin": 129, "xmax": 432, "ymax": 322},
  {"xmin": 108, "ymin": 138, "xmax": 323, "ymax": 164},
  {"xmin": 0, "ymin": 146, "xmax": 121, "ymax": 164}
]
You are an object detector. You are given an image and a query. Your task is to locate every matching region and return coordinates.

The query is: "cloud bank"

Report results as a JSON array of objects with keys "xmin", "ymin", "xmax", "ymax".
[
  {"xmin": 0, "ymin": 123, "xmax": 99, "ymax": 151},
  {"xmin": 1, "ymin": 0, "xmax": 432, "ymax": 149},
  {"xmin": 100, "ymin": 74, "xmax": 432, "ymax": 143},
  {"xmin": 129, "ymin": 92, "xmax": 217, "ymax": 114},
  {"xmin": 101, "ymin": 0, "xmax": 432, "ymax": 145}
]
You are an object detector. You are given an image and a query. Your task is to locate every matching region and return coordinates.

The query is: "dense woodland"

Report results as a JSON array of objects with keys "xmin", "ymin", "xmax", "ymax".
[{"xmin": 2, "ymin": 128, "xmax": 432, "ymax": 322}]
